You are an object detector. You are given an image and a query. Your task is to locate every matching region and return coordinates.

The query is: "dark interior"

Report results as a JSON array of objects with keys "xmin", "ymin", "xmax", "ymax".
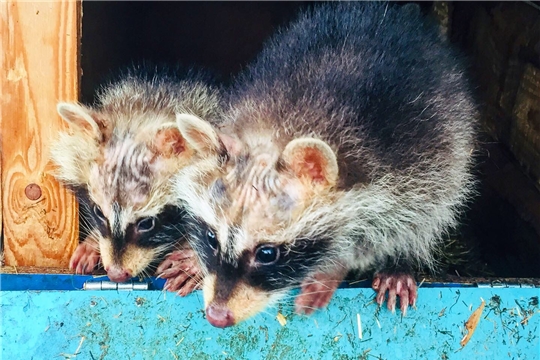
[{"xmin": 80, "ymin": 1, "xmax": 540, "ymax": 279}]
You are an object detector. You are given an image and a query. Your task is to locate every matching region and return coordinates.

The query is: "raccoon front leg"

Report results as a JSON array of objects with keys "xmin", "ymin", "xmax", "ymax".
[
  {"xmin": 156, "ymin": 248, "xmax": 203, "ymax": 296},
  {"xmin": 69, "ymin": 235, "xmax": 101, "ymax": 274},
  {"xmin": 372, "ymin": 272, "xmax": 417, "ymax": 315},
  {"xmin": 295, "ymin": 268, "xmax": 348, "ymax": 315}
]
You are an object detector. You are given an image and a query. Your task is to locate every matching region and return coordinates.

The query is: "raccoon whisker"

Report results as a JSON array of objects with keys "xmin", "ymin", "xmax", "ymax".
[
  {"xmin": 79, "ymin": 224, "xmax": 95, "ymax": 234},
  {"xmin": 145, "ymin": 268, "xmax": 156, "ymax": 280},
  {"xmin": 85, "ymin": 242, "xmax": 100, "ymax": 252},
  {"xmin": 198, "ymin": 266, "xmax": 210, "ymax": 278},
  {"xmin": 266, "ymin": 290, "xmax": 305, "ymax": 302},
  {"xmin": 144, "ymin": 267, "xmax": 157, "ymax": 278},
  {"xmin": 79, "ymin": 226, "xmax": 94, "ymax": 237},
  {"xmin": 163, "ymin": 240, "xmax": 184, "ymax": 254},
  {"xmin": 139, "ymin": 268, "xmax": 152, "ymax": 280},
  {"xmin": 291, "ymin": 289, "xmax": 337, "ymax": 298},
  {"xmin": 271, "ymin": 295, "xmax": 323, "ymax": 310},
  {"xmin": 159, "ymin": 242, "xmax": 180, "ymax": 255},
  {"xmin": 271, "ymin": 275, "xmax": 306, "ymax": 289},
  {"xmin": 78, "ymin": 220, "xmax": 96, "ymax": 236},
  {"xmin": 79, "ymin": 211, "xmax": 92, "ymax": 222},
  {"xmin": 275, "ymin": 271, "xmax": 342, "ymax": 290},
  {"xmin": 275, "ymin": 289, "xmax": 335, "ymax": 302},
  {"xmin": 167, "ymin": 223, "xmax": 186, "ymax": 235},
  {"xmin": 179, "ymin": 269, "xmax": 203, "ymax": 283},
  {"xmin": 253, "ymin": 307, "xmax": 278, "ymax": 320},
  {"xmin": 260, "ymin": 294, "xmax": 294, "ymax": 312},
  {"xmin": 295, "ymin": 305, "xmax": 321, "ymax": 313},
  {"xmin": 272, "ymin": 295, "xmax": 300, "ymax": 302}
]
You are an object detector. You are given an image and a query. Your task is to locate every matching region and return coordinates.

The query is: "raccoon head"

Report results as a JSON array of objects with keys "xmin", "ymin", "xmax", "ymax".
[
  {"xmin": 51, "ymin": 103, "xmax": 205, "ymax": 281},
  {"xmin": 174, "ymin": 116, "xmax": 341, "ymax": 328}
]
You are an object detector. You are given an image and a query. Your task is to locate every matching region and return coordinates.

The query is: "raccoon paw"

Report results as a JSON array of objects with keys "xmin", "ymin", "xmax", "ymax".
[
  {"xmin": 372, "ymin": 272, "xmax": 417, "ymax": 316},
  {"xmin": 294, "ymin": 272, "xmax": 344, "ymax": 315},
  {"xmin": 156, "ymin": 249, "xmax": 203, "ymax": 296},
  {"xmin": 69, "ymin": 240, "xmax": 100, "ymax": 274}
]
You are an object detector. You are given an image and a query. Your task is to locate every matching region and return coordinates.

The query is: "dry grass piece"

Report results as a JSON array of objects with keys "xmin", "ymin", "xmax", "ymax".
[{"xmin": 460, "ymin": 298, "xmax": 486, "ymax": 347}]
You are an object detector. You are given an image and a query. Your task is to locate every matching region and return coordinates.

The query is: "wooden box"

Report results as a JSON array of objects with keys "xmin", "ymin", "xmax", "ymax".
[{"xmin": 1, "ymin": 2, "xmax": 539, "ymax": 359}]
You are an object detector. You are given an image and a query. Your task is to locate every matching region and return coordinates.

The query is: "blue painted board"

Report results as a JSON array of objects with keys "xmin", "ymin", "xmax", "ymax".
[
  {"xmin": 1, "ymin": 286, "xmax": 539, "ymax": 359},
  {"xmin": 0, "ymin": 273, "xmax": 476, "ymax": 292},
  {"xmin": 0, "ymin": 274, "xmax": 166, "ymax": 291}
]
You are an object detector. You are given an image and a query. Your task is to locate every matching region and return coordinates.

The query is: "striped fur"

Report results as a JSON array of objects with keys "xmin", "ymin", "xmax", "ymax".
[
  {"xmin": 50, "ymin": 67, "xmax": 224, "ymax": 279},
  {"xmin": 173, "ymin": 3, "xmax": 478, "ymax": 326}
]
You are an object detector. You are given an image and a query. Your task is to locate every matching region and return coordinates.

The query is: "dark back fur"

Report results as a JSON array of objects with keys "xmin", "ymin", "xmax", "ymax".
[{"xmin": 227, "ymin": 2, "xmax": 476, "ymax": 187}]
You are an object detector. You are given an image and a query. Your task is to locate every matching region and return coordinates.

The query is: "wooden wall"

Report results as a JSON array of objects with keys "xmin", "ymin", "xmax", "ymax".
[{"xmin": 0, "ymin": 1, "xmax": 81, "ymax": 268}]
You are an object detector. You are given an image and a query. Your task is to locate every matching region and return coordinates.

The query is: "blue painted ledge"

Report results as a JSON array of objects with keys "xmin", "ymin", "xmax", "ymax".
[
  {"xmin": 1, "ymin": 275, "xmax": 539, "ymax": 359},
  {"xmin": 0, "ymin": 273, "xmax": 472, "ymax": 291}
]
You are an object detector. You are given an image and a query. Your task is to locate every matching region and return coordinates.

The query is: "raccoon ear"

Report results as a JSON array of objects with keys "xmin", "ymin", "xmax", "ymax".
[
  {"xmin": 218, "ymin": 133, "xmax": 242, "ymax": 157},
  {"xmin": 175, "ymin": 113, "xmax": 223, "ymax": 155},
  {"xmin": 282, "ymin": 138, "xmax": 338, "ymax": 186},
  {"xmin": 57, "ymin": 102, "xmax": 104, "ymax": 139},
  {"xmin": 153, "ymin": 124, "xmax": 187, "ymax": 157}
]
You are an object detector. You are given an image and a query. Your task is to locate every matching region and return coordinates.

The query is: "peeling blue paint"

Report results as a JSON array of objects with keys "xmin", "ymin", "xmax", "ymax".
[{"xmin": 1, "ymin": 280, "xmax": 539, "ymax": 359}]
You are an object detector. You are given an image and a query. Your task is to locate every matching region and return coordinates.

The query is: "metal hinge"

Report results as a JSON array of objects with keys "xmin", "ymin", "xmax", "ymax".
[{"xmin": 83, "ymin": 280, "xmax": 150, "ymax": 291}]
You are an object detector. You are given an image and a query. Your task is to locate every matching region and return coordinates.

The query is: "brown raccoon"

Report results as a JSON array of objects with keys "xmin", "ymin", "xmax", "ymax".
[
  {"xmin": 172, "ymin": 3, "xmax": 478, "ymax": 327},
  {"xmin": 50, "ymin": 67, "xmax": 223, "ymax": 293}
]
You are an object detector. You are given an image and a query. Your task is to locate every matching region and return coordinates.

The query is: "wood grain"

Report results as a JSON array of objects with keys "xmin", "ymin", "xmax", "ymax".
[
  {"xmin": 1, "ymin": 1, "xmax": 81, "ymax": 267},
  {"xmin": 0, "ymin": 266, "xmax": 83, "ymax": 275},
  {"xmin": 1, "ymin": 84, "xmax": 3, "ymax": 261}
]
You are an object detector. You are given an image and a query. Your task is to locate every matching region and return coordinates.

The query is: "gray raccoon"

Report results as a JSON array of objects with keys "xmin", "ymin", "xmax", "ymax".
[
  {"xmin": 172, "ymin": 2, "xmax": 478, "ymax": 327},
  {"xmin": 51, "ymin": 68, "xmax": 223, "ymax": 293}
]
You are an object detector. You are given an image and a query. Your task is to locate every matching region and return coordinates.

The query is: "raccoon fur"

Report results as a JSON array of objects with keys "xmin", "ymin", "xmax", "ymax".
[
  {"xmin": 50, "ymin": 66, "xmax": 223, "ymax": 292},
  {"xmin": 172, "ymin": 2, "xmax": 478, "ymax": 327}
]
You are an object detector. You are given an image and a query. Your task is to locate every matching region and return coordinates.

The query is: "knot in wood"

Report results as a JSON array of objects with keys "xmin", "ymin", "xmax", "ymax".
[{"xmin": 25, "ymin": 183, "xmax": 42, "ymax": 200}]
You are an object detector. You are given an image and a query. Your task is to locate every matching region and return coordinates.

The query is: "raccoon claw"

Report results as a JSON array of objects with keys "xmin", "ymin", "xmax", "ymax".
[
  {"xmin": 176, "ymin": 276, "xmax": 203, "ymax": 296},
  {"xmin": 69, "ymin": 240, "xmax": 100, "ymax": 275},
  {"xmin": 163, "ymin": 269, "xmax": 203, "ymax": 296},
  {"xmin": 156, "ymin": 249, "xmax": 203, "ymax": 296},
  {"xmin": 372, "ymin": 272, "xmax": 417, "ymax": 315},
  {"xmin": 295, "ymin": 272, "xmax": 343, "ymax": 315}
]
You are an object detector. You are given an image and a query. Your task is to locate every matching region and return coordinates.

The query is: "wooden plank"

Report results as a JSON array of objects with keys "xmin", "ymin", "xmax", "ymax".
[
  {"xmin": 0, "ymin": 5, "xmax": 2, "ymax": 261},
  {"xmin": 0, "ymin": 1, "xmax": 81, "ymax": 267},
  {"xmin": 0, "ymin": 266, "xmax": 92, "ymax": 275}
]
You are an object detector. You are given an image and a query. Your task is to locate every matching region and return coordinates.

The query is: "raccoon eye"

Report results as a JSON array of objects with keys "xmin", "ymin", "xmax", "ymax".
[
  {"xmin": 93, "ymin": 205, "xmax": 105, "ymax": 221},
  {"xmin": 206, "ymin": 229, "xmax": 218, "ymax": 250},
  {"xmin": 137, "ymin": 217, "xmax": 155, "ymax": 232},
  {"xmin": 255, "ymin": 245, "xmax": 279, "ymax": 265}
]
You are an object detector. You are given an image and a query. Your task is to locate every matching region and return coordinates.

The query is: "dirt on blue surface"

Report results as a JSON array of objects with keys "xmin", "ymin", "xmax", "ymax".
[{"xmin": 1, "ymin": 287, "xmax": 539, "ymax": 359}]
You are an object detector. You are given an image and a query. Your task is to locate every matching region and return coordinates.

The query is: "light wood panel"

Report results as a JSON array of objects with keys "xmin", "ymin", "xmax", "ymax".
[{"xmin": 1, "ymin": 1, "xmax": 81, "ymax": 267}]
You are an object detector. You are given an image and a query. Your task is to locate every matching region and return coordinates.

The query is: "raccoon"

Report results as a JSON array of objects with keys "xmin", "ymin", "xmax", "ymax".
[
  {"xmin": 50, "ymin": 67, "xmax": 223, "ymax": 294},
  {"xmin": 172, "ymin": 2, "xmax": 478, "ymax": 327}
]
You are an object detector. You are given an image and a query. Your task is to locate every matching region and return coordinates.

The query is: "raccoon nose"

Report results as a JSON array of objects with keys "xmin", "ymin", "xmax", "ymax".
[
  {"xmin": 106, "ymin": 265, "xmax": 132, "ymax": 283},
  {"xmin": 206, "ymin": 303, "xmax": 235, "ymax": 328}
]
